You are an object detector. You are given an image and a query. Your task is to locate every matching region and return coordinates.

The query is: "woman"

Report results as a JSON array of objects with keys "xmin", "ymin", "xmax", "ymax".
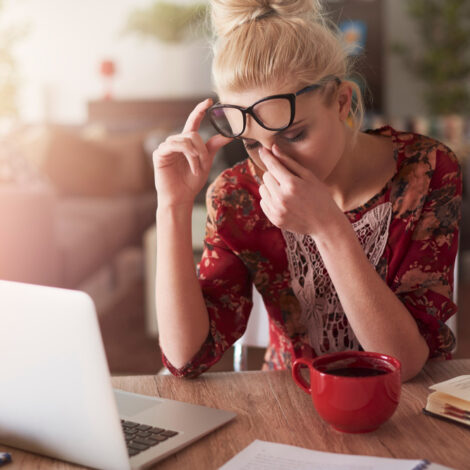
[{"xmin": 153, "ymin": 0, "xmax": 461, "ymax": 382}]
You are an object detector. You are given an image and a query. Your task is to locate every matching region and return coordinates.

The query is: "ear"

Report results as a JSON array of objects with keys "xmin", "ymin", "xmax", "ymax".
[{"xmin": 337, "ymin": 83, "xmax": 353, "ymax": 122}]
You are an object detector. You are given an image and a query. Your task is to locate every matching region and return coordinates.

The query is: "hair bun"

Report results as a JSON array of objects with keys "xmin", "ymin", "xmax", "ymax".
[{"xmin": 211, "ymin": 0, "xmax": 323, "ymax": 38}]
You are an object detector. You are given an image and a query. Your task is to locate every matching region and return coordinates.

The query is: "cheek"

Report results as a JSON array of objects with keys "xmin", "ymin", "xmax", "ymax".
[
  {"xmin": 289, "ymin": 132, "xmax": 343, "ymax": 178},
  {"xmin": 313, "ymin": 121, "xmax": 345, "ymax": 157},
  {"xmin": 284, "ymin": 138, "xmax": 327, "ymax": 169}
]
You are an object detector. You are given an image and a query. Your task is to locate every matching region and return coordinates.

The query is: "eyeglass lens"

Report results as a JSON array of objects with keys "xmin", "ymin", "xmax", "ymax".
[{"xmin": 210, "ymin": 97, "xmax": 292, "ymax": 137}]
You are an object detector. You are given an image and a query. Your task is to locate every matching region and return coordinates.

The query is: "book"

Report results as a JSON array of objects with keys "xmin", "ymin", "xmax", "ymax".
[
  {"xmin": 219, "ymin": 440, "xmax": 452, "ymax": 470},
  {"xmin": 423, "ymin": 375, "xmax": 470, "ymax": 428}
]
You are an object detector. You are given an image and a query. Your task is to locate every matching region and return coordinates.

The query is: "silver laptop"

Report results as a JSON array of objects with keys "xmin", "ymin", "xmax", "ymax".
[{"xmin": 0, "ymin": 280, "xmax": 236, "ymax": 469}]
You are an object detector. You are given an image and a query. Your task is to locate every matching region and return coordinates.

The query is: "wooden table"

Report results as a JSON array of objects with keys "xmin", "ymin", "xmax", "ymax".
[{"xmin": 3, "ymin": 360, "xmax": 470, "ymax": 469}]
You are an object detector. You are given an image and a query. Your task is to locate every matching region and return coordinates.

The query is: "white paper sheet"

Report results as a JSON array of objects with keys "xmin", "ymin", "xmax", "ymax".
[{"xmin": 219, "ymin": 440, "xmax": 454, "ymax": 470}]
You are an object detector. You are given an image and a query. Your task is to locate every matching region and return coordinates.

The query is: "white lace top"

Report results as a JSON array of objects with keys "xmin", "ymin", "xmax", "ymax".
[{"xmin": 281, "ymin": 202, "xmax": 393, "ymax": 355}]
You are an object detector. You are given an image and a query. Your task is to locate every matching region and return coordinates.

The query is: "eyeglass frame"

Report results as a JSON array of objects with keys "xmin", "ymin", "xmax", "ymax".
[{"xmin": 207, "ymin": 75, "xmax": 341, "ymax": 138}]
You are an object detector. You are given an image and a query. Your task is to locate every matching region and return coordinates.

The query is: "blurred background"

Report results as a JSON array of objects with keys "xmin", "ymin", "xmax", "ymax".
[{"xmin": 0, "ymin": 0, "xmax": 469, "ymax": 375}]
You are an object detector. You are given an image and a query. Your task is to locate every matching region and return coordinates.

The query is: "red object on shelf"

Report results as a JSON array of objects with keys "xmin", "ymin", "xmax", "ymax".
[
  {"xmin": 99, "ymin": 60, "xmax": 116, "ymax": 100},
  {"xmin": 100, "ymin": 60, "xmax": 116, "ymax": 77}
]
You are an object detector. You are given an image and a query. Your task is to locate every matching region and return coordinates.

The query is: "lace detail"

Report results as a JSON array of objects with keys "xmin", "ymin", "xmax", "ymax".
[{"xmin": 281, "ymin": 202, "xmax": 392, "ymax": 355}]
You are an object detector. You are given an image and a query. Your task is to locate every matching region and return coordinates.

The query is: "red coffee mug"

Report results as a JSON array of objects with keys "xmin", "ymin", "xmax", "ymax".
[{"xmin": 292, "ymin": 351, "xmax": 401, "ymax": 433}]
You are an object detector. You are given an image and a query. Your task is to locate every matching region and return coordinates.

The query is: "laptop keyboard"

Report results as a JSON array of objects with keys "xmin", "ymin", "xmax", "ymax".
[{"xmin": 121, "ymin": 419, "xmax": 179, "ymax": 457}]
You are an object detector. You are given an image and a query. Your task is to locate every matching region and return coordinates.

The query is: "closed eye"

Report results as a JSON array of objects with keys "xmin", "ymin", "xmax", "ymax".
[
  {"xmin": 242, "ymin": 129, "xmax": 306, "ymax": 151},
  {"xmin": 243, "ymin": 140, "xmax": 260, "ymax": 150},
  {"xmin": 284, "ymin": 130, "xmax": 306, "ymax": 143}
]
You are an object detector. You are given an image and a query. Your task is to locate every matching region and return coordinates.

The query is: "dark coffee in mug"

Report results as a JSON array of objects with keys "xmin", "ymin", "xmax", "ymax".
[{"xmin": 324, "ymin": 367, "xmax": 387, "ymax": 377}]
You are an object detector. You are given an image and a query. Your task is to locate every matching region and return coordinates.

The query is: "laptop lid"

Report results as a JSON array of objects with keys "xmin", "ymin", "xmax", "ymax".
[
  {"xmin": 0, "ymin": 280, "xmax": 236, "ymax": 470},
  {"xmin": 0, "ymin": 280, "xmax": 131, "ymax": 469}
]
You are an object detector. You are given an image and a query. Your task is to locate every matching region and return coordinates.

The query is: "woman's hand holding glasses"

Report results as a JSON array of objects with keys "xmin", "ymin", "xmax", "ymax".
[{"xmin": 153, "ymin": 99, "xmax": 232, "ymax": 208}]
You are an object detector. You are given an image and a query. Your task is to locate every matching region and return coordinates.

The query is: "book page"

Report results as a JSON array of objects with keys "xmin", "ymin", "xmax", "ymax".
[
  {"xmin": 427, "ymin": 391, "xmax": 470, "ymax": 413},
  {"xmin": 430, "ymin": 375, "xmax": 470, "ymax": 401},
  {"xmin": 219, "ymin": 440, "xmax": 450, "ymax": 470}
]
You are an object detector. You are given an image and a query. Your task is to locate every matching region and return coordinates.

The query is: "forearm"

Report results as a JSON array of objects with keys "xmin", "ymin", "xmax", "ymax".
[
  {"xmin": 315, "ymin": 220, "xmax": 429, "ymax": 382},
  {"xmin": 156, "ymin": 204, "xmax": 210, "ymax": 369}
]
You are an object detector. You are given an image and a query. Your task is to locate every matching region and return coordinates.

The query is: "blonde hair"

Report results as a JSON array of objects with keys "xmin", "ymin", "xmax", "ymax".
[{"xmin": 210, "ymin": 0, "xmax": 364, "ymax": 132}]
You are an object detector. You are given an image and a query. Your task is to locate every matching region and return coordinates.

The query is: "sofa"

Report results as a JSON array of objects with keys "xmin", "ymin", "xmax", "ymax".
[
  {"xmin": 0, "ymin": 122, "xmax": 157, "ymax": 308},
  {"xmin": 0, "ymin": 94, "xmax": 249, "ymax": 309}
]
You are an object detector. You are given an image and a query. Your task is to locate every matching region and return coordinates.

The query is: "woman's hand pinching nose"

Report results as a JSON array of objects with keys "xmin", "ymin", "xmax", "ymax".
[
  {"xmin": 256, "ymin": 144, "xmax": 342, "ymax": 235},
  {"xmin": 258, "ymin": 145, "xmax": 288, "ymax": 172}
]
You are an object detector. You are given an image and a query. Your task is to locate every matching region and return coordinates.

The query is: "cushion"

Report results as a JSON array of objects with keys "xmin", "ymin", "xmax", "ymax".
[
  {"xmin": 16, "ymin": 125, "xmax": 154, "ymax": 197},
  {"xmin": 55, "ymin": 193, "xmax": 156, "ymax": 287},
  {"xmin": 83, "ymin": 124, "xmax": 155, "ymax": 195},
  {"xmin": 0, "ymin": 183, "xmax": 61, "ymax": 286},
  {"xmin": 56, "ymin": 197, "xmax": 135, "ymax": 286}
]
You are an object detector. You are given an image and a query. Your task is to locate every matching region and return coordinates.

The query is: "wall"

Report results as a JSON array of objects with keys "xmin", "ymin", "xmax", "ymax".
[
  {"xmin": 4, "ymin": 0, "xmax": 213, "ymax": 124},
  {"xmin": 383, "ymin": 0, "xmax": 426, "ymax": 118},
  {"xmin": 4, "ymin": 0, "xmax": 426, "ymax": 124}
]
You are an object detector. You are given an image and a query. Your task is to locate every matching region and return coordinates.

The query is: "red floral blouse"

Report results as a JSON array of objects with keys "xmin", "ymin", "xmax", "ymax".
[{"xmin": 162, "ymin": 127, "xmax": 462, "ymax": 378}]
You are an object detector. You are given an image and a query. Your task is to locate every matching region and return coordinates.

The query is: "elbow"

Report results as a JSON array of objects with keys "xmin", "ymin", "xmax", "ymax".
[
  {"xmin": 160, "ymin": 349, "xmax": 202, "ymax": 379},
  {"xmin": 159, "ymin": 343, "xmax": 193, "ymax": 376},
  {"xmin": 400, "ymin": 341, "xmax": 429, "ymax": 383},
  {"xmin": 401, "ymin": 365, "xmax": 424, "ymax": 383},
  {"xmin": 159, "ymin": 336, "xmax": 212, "ymax": 379}
]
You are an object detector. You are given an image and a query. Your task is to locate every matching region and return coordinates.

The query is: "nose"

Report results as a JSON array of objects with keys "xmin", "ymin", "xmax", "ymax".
[{"xmin": 244, "ymin": 116, "xmax": 276, "ymax": 150}]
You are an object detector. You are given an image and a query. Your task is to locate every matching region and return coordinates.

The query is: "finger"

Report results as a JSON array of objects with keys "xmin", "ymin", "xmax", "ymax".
[
  {"xmin": 183, "ymin": 98, "xmax": 213, "ymax": 134},
  {"xmin": 262, "ymin": 170, "xmax": 280, "ymax": 189},
  {"xmin": 259, "ymin": 197, "xmax": 271, "ymax": 219},
  {"xmin": 188, "ymin": 132, "xmax": 220, "ymax": 174},
  {"xmin": 177, "ymin": 131, "xmax": 209, "ymax": 160},
  {"xmin": 272, "ymin": 144, "xmax": 311, "ymax": 179},
  {"xmin": 258, "ymin": 147, "xmax": 299, "ymax": 185},
  {"xmin": 259, "ymin": 198, "xmax": 278, "ymax": 227},
  {"xmin": 188, "ymin": 132, "xmax": 212, "ymax": 172},
  {"xmin": 206, "ymin": 134, "xmax": 233, "ymax": 159},
  {"xmin": 166, "ymin": 134, "xmax": 200, "ymax": 147},
  {"xmin": 261, "ymin": 172, "xmax": 283, "ymax": 205},
  {"xmin": 162, "ymin": 135, "xmax": 200, "ymax": 162},
  {"xmin": 155, "ymin": 140, "xmax": 199, "ymax": 171},
  {"xmin": 155, "ymin": 140, "xmax": 201, "ymax": 175},
  {"xmin": 258, "ymin": 183, "xmax": 276, "ymax": 207}
]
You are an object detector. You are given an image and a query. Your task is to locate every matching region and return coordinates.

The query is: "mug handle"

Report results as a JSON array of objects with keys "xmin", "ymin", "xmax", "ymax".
[{"xmin": 292, "ymin": 357, "xmax": 314, "ymax": 394}]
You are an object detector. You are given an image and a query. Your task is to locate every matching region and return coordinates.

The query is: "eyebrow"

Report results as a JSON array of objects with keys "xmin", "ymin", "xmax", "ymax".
[{"xmin": 241, "ymin": 119, "xmax": 307, "ymax": 142}]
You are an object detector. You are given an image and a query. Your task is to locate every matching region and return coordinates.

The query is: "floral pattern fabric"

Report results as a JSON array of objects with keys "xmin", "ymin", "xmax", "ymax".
[{"xmin": 162, "ymin": 127, "xmax": 462, "ymax": 378}]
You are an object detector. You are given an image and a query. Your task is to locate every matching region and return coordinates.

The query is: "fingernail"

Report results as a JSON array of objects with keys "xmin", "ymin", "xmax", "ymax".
[{"xmin": 272, "ymin": 145, "xmax": 281, "ymax": 157}]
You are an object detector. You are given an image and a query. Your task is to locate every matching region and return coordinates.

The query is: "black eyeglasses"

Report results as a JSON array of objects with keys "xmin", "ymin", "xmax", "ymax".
[{"xmin": 207, "ymin": 75, "xmax": 341, "ymax": 138}]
